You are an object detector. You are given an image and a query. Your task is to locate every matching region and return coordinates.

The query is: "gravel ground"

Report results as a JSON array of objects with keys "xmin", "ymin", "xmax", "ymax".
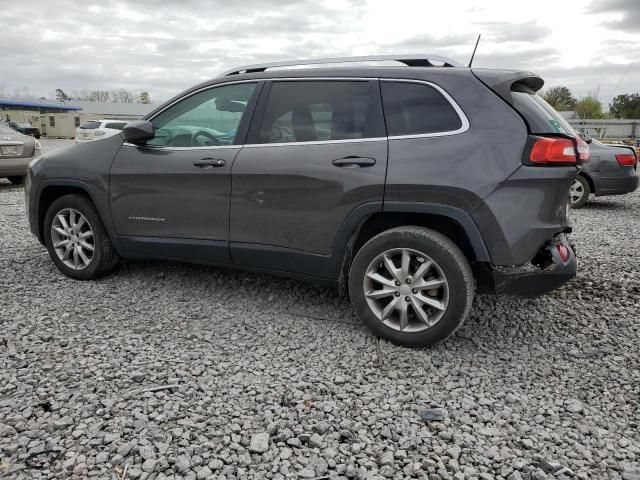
[{"xmin": 1, "ymin": 141, "xmax": 639, "ymax": 479}]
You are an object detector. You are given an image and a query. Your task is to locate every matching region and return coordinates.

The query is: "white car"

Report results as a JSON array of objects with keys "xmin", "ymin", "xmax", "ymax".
[{"xmin": 75, "ymin": 120, "xmax": 129, "ymax": 143}]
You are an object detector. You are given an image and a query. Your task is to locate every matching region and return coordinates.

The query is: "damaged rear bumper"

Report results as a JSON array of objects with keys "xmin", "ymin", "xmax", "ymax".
[{"xmin": 486, "ymin": 233, "xmax": 577, "ymax": 297}]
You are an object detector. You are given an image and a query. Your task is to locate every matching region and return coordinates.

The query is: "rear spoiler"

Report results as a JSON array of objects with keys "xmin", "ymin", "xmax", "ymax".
[{"xmin": 471, "ymin": 68, "xmax": 544, "ymax": 105}]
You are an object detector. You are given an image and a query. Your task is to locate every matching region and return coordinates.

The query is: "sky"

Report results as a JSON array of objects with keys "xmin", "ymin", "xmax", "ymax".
[{"xmin": 1, "ymin": 0, "xmax": 639, "ymax": 107}]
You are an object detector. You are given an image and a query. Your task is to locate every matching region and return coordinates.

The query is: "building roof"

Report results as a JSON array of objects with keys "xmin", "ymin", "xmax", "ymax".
[
  {"xmin": 0, "ymin": 98, "xmax": 82, "ymax": 111},
  {"xmin": 70, "ymin": 101, "xmax": 157, "ymax": 117}
]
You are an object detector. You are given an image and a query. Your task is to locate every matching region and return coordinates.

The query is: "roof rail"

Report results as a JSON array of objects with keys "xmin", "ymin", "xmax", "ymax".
[{"xmin": 218, "ymin": 54, "xmax": 463, "ymax": 77}]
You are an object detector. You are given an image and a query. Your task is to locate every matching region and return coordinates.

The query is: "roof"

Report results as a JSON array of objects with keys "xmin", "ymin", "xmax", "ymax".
[
  {"xmin": 0, "ymin": 98, "xmax": 82, "ymax": 111},
  {"xmin": 70, "ymin": 101, "xmax": 157, "ymax": 117}
]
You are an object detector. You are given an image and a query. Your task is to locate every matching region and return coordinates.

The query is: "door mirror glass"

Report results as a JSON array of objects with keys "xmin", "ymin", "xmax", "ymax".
[{"xmin": 121, "ymin": 120, "xmax": 155, "ymax": 144}]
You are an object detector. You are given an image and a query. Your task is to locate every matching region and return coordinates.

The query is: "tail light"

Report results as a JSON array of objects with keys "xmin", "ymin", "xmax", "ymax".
[
  {"xmin": 528, "ymin": 136, "xmax": 589, "ymax": 166},
  {"xmin": 616, "ymin": 153, "xmax": 637, "ymax": 167},
  {"xmin": 529, "ymin": 137, "xmax": 577, "ymax": 164}
]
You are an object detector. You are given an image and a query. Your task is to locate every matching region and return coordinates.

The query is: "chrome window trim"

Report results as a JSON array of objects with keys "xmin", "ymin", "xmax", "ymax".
[
  {"xmin": 381, "ymin": 79, "xmax": 470, "ymax": 140},
  {"xmin": 243, "ymin": 137, "xmax": 387, "ymax": 148},
  {"xmin": 136, "ymin": 76, "xmax": 468, "ymax": 151}
]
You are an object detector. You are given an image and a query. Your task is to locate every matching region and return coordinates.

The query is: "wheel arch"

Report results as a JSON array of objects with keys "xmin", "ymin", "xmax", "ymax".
[
  {"xmin": 579, "ymin": 171, "xmax": 596, "ymax": 195},
  {"xmin": 36, "ymin": 180, "xmax": 112, "ymax": 244},
  {"xmin": 332, "ymin": 202, "xmax": 491, "ymax": 295}
]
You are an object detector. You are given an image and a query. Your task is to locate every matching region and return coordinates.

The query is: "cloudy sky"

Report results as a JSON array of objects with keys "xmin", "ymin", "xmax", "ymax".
[{"xmin": 1, "ymin": 0, "xmax": 639, "ymax": 106}]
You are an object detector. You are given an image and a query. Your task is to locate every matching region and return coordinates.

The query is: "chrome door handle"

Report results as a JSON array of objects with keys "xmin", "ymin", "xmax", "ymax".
[
  {"xmin": 193, "ymin": 158, "xmax": 226, "ymax": 168},
  {"xmin": 332, "ymin": 156, "xmax": 376, "ymax": 168}
]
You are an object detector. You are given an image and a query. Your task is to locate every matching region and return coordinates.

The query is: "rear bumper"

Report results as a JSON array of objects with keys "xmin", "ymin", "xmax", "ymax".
[
  {"xmin": 0, "ymin": 156, "xmax": 31, "ymax": 176},
  {"xmin": 489, "ymin": 233, "xmax": 577, "ymax": 297},
  {"xmin": 590, "ymin": 169, "xmax": 638, "ymax": 196}
]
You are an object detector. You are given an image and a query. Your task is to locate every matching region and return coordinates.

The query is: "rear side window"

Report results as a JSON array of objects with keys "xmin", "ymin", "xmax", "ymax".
[
  {"xmin": 105, "ymin": 122, "xmax": 127, "ymax": 130},
  {"xmin": 511, "ymin": 85, "xmax": 576, "ymax": 135},
  {"xmin": 80, "ymin": 121, "xmax": 100, "ymax": 129},
  {"xmin": 256, "ymin": 81, "xmax": 384, "ymax": 144},
  {"xmin": 381, "ymin": 81, "xmax": 463, "ymax": 136}
]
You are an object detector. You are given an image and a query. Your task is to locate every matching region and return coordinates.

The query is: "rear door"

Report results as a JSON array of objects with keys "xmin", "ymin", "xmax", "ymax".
[
  {"xmin": 109, "ymin": 81, "xmax": 260, "ymax": 263},
  {"xmin": 229, "ymin": 79, "xmax": 387, "ymax": 275}
]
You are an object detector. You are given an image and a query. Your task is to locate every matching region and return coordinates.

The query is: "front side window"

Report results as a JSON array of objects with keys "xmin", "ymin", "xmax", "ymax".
[
  {"xmin": 149, "ymin": 82, "xmax": 257, "ymax": 147},
  {"xmin": 381, "ymin": 81, "xmax": 463, "ymax": 136},
  {"xmin": 257, "ymin": 81, "xmax": 383, "ymax": 144}
]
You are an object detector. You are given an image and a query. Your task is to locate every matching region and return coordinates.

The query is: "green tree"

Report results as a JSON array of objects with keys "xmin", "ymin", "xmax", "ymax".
[
  {"xmin": 575, "ymin": 95, "xmax": 604, "ymax": 119},
  {"xmin": 609, "ymin": 93, "xmax": 640, "ymax": 119},
  {"xmin": 542, "ymin": 86, "xmax": 577, "ymax": 111},
  {"xmin": 55, "ymin": 88, "xmax": 70, "ymax": 103},
  {"xmin": 138, "ymin": 91, "xmax": 151, "ymax": 104}
]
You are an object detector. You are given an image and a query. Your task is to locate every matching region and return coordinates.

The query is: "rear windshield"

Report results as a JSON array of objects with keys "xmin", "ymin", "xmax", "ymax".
[
  {"xmin": 512, "ymin": 85, "xmax": 576, "ymax": 136},
  {"xmin": 105, "ymin": 122, "xmax": 127, "ymax": 130},
  {"xmin": 79, "ymin": 121, "xmax": 101, "ymax": 129}
]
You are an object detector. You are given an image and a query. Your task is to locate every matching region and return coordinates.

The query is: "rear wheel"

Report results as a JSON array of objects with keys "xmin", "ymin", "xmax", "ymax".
[
  {"xmin": 348, "ymin": 226, "xmax": 475, "ymax": 347},
  {"xmin": 569, "ymin": 175, "xmax": 590, "ymax": 208},
  {"xmin": 44, "ymin": 194, "xmax": 119, "ymax": 280},
  {"xmin": 7, "ymin": 176, "xmax": 25, "ymax": 185}
]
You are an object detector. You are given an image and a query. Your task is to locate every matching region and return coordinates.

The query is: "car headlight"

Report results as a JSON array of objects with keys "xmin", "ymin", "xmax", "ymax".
[{"xmin": 29, "ymin": 155, "xmax": 43, "ymax": 170}]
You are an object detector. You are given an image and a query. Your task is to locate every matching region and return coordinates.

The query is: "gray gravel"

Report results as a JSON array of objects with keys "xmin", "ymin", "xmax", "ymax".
[{"xmin": 1, "ymin": 142, "xmax": 639, "ymax": 479}]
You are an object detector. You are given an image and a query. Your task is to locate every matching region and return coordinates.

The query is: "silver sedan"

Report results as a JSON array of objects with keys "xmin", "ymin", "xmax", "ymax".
[{"xmin": 0, "ymin": 122, "xmax": 40, "ymax": 184}]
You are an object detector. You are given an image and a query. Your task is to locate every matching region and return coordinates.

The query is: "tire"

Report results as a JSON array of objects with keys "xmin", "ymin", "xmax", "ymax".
[
  {"xmin": 348, "ymin": 226, "xmax": 475, "ymax": 347},
  {"xmin": 43, "ymin": 194, "xmax": 119, "ymax": 280},
  {"xmin": 7, "ymin": 176, "xmax": 25, "ymax": 185},
  {"xmin": 569, "ymin": 175, "xmax": 590, "ymax": 208}
]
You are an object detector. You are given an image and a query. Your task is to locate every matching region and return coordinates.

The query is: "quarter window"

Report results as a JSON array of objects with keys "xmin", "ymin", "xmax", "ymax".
[
  {"xmin": 381, "ymin": 81, "xmax": 463, "ymax": 136},
  {"xmin": 148, "ymin": 82, "xmax": 257, "ymax": 147},
  {"xmin": 257, "ymin": 81, "xmax": 383, "ymax": 144}
]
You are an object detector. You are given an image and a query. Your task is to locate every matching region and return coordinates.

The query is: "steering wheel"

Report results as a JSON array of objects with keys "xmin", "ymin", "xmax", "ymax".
[{"xmin": 192, "ymin": 130, "xmax": 220, "ymax": 146}]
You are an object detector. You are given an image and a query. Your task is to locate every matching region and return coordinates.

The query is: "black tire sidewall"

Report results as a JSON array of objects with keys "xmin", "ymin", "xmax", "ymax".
[
  {"xmin": 43, "ymin": 194, "xmax": 111, "ymax": 280},
  {"xmin": 349, "ymin": 227, "xmax": 474, "ymax": 347}
]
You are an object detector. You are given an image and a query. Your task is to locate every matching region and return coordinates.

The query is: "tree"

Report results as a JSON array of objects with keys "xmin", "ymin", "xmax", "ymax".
[
  {"xmin": 138, "ymin": 91, "xmax": 151, "ymax": 104},
  {"xmin": 609, "ymin": 93, "xmax": 640, "ymax": 119},
  {"xmin": 55, "ymin": 88, "xmax": 70, "ymax": 103},
  {"xmin": 542, "ymin": 86, "xmax": 577, "ymax": 111},
  {"xmin": 575, "ymin": 95, "xmax": 605, "ymax": 119}
]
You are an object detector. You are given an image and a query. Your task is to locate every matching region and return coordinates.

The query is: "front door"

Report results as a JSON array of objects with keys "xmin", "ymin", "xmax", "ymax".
[
  {"xmin": 109, "ymin": 81, "xmax": 260, "ymax": 263},
  {"xmin": 230, "ymin": 79, "xmax": 388, "ymax": 274}
]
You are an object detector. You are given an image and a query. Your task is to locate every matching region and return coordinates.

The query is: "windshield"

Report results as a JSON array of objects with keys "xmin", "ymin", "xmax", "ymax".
[
  {"xmin": 79, "ymin": 121, "xmax": 101, "ymax": 129},
  {"xmin": 512, "ymin": 85, "xmax": 577, "ymax": 136}
]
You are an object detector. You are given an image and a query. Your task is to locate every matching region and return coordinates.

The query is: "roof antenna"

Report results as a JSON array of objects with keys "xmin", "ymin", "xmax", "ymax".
[{"xmin": 467, "ymin": 34, "xmax": 481, "ymax": 68}]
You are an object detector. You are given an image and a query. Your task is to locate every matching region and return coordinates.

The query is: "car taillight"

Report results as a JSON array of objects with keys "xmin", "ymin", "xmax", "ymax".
[
  {"xmin": 576, "ymin": 136, "xmax": 590, "ymax": 162},
  {"xmin": 616, "ymin": 153, "xmax": 637, "ymax": 166},
  {"xmin": 529, "ymin": 137, "xmax": 577, "ymax": 165}
]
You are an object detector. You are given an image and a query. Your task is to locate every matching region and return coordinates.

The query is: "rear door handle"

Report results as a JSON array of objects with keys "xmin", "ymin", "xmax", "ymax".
[
  {"xmin": 193, "ymin": 158, "xmax": 226, "ymax": 168},
  {"xmin": 332, "ymin": 156, "xmax": 376, "ymax": 168}
]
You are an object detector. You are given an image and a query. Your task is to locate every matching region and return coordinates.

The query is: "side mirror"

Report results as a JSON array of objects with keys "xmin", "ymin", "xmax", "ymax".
[{"xmin": 121, "ymin": 120, "xmax": 155, "ymax": 144}]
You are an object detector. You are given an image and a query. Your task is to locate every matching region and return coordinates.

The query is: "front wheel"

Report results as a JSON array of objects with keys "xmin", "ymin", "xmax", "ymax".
[
  {"xmin": 44, "ymin": 194, "xmax": 119, "ymax": 280},
  {"xmin": 569, "ymin": 175, "xmax": 590, "ymax": 208},
  {"xmin": 348, "ymin": 226, "xmax": 475, "ymax": 347}
]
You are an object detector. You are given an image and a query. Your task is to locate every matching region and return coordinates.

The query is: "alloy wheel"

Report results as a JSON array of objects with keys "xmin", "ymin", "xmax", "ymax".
[
  {"xmin": 570, "ymin": 179, "xmax": 584, "ymax": 205},
  {"xmin": 363, "ymin": 248, "xmax": 449, "ymax": 332},
  {"xmin": 50, "ymin": 208, "xmax": 95, "ymax": 270}
]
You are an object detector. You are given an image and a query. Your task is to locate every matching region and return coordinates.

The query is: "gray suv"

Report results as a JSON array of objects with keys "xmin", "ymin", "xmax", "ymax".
[{"xmin": 25, "ymin": 54, "xmax": 585, "ymax": 347}]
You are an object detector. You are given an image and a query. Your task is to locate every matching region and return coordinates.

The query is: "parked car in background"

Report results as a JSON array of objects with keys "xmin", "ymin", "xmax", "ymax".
[
  {"xmin": 75, "ymin": 120, "xmax": 128, "ymax": 143},
  {"xmin": 570, "ymin": 137, "xmax": 638, "ymax": 208},
  {"xmin": 7, "ymin": 121, "xmax": 41, "ymax": 138},
  {"xmin": 0, "ymin": 122, "xmax": 41, "ymax": 184},
  {"xmin": 26, "ymin": 54, "xmax": 585, "ymax": 347}
]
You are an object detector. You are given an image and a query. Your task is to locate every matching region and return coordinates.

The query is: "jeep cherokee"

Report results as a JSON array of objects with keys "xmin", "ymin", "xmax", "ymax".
[{"xmin": 25, "ymin": 54, "xmax": 586, "ymax": 347}]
